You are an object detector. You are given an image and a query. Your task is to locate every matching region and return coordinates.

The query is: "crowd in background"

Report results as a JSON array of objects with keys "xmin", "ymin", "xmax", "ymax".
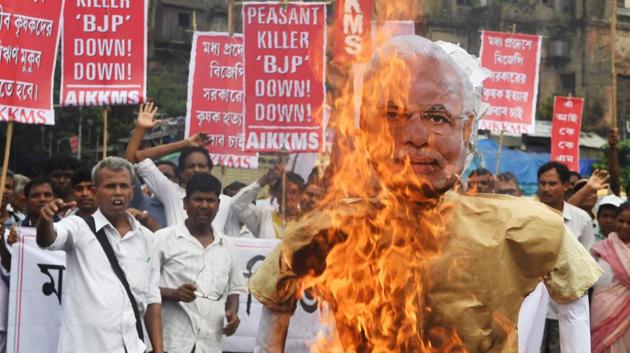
[{"xmin": 0, "ymin": 104, "xmax": 626, "ymax": 353}]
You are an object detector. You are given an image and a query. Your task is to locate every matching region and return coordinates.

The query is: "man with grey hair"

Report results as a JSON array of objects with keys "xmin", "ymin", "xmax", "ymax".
[
  {"xmin": 37, "ymin": 157, "xmax": 164, "ymax": 353},
  {"xmin": 249, "ymin": 35, "xmax": 602, "ymax": 352}
]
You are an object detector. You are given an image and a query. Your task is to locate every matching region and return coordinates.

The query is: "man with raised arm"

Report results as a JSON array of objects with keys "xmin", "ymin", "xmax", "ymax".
[
  {"xmin": 37, "ymin": 157, "xmax": 163, "ymax": 353},
  {"xmin": 124, "ymin": 103, "xmax": 232, "ymax": 232}
]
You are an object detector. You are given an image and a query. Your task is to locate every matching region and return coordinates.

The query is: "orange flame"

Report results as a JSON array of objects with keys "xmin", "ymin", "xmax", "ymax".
[{"xmin": 296, "ymin": 2, "xmax": 467, "ymax": 351}]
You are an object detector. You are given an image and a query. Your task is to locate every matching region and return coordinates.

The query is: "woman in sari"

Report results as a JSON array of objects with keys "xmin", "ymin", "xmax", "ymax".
[{"xmin": 591, "ymin": 202, "xmax": 630, "ymax": 353}]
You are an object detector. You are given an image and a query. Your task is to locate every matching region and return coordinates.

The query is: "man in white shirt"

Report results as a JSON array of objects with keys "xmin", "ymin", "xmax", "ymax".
[
  {"xmin": 36, "ymin": 157, "xmax": 164, "ymax": 353},
  {"xmin": 124, "ymin": 103, "xmax": 231, "ymax": 231},
  {"xmin": 536, "ymin": 161, "xmax": 596, "ymax": 353},
  {"xmin": 156, "ymin": 173, "xmax": 247, "ymax": 353}
]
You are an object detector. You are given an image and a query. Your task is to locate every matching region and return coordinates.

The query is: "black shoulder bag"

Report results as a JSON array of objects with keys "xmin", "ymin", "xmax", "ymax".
[{"xmin": 83, "ymin": 216, "xmax": 144, "ymax": 342}]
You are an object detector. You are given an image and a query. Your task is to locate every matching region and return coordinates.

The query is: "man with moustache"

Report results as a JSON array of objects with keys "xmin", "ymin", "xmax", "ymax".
[
  {"xmin": 249, "ymin": 36, "xmax": 602, "ymax": 352},
  {"xmin": 37, "ymin": 157, "xmax": 163, "ymax": 353},
  {"xmin": 156, "ymin": 173, "xmax": 246, "ymax": 353},
  {"xmin": 535, "ymin": 161, "xmax": 596, "ymax": 353}
]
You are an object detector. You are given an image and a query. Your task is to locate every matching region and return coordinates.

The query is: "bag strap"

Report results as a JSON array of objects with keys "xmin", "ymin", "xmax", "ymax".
[{"xmin": 83, "ymin": 216, "xmax": 144, "ymax": 342}]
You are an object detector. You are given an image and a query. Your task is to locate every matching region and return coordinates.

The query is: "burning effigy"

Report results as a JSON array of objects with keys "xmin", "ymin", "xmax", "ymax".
[{"xmin": 249, "ymin": 35, "xmax": 602, "ymax": 353}]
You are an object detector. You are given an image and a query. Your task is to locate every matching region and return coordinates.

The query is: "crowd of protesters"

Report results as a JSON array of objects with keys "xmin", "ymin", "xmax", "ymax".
[
  {"xmin": 464, "ymin": 128, "xmax": 629, "ymax": 353},
  {"xmin": 0, "ymin": 102, "xmax": 626, "ymax": 353}
]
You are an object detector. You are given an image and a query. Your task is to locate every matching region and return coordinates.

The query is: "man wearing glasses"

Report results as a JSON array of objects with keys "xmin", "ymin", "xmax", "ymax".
[
  {"xmin": 156, "ymin": 173, "xmax": 247, "ymax": 353},
  {"xmin": 249, "ymin": 36, "xmax": 602, "ymax": 352}
]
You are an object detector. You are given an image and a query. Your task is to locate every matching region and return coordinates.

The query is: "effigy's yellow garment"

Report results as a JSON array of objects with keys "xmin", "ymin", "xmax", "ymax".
[{"xmin": 249, "ymin": 192, "xmax": 603, "ymax": 352}]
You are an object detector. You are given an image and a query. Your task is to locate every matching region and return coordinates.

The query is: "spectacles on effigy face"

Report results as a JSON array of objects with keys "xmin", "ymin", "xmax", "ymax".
[
  {"xmin": 382, "ymin": 105, "xmax": 468, "ymax": 135},
  {"xmin": 192, "ymin": 264, "xmax": 227, "ymax": 301}
]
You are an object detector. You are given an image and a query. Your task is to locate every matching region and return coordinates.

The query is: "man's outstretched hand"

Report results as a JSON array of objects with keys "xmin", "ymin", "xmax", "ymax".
[
  {"xmin": 136, "ymin": 102, "xmax": 159, "ymax": 129},
  {"xmin": 40, "ymin": 199, "xmax": 76, "ymax": 222}
]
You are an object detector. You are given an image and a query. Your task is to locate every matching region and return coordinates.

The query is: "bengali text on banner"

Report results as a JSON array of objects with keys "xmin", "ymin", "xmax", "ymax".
[
  {"xmin": 242, "ymin": 2, "xmax": 327, "ymax": 153},
  {"xmin": 185, "ymin": 32, "xmax": 258, "ymax": 169},
  {"xmin": 333, "ymin": 0, "xmax": 371, "ymax": 63},
  {"xmin": 479, "ymin": 31, "xmax": 542, "ymax": 135},
  {"xmin": 0, "ymin": 0, "xmax": 64, "ymax": 125},
  {"xmin": 551, "ymin": 96, "xmax": 583, "ymax": 172},
  {"xmin": 60, "ymin": 0, "xmax": 147, "ymax": 107}
]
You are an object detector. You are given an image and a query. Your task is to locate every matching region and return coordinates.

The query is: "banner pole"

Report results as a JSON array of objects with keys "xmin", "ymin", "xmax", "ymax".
[
  {"xmin": 228, "ymin": 0, "xmax": 234, "ymax": 35},
  {"xmin": 102, "ymin": 108, "xmax": 108, "ymax": 160},
  {"xmin": 192, "ymin": 10, "xmax": 198, "ymax": 32},
  {"xmin": 495, "ymin": 24, "xmax": 517, "ymax": 176},
  {"xmin": 0, "ymin": 122, "xmax": 14, "ymax": 203},
  {"xmin": 78, "ymin": 108, "xmax": 83, "ymax": 160},
  {"xmin": 611, "ymin": 0, "xmax": 618, "ymax": 129},
  {"xmin": 279, "ymin": 150, "xmax": 289, "ymax": 236}
]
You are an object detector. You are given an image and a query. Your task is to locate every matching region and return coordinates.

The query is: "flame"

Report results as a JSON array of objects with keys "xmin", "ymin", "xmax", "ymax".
[{"xmin": 295, "ymin": 2, "xmax": 467, "ymax": 351}]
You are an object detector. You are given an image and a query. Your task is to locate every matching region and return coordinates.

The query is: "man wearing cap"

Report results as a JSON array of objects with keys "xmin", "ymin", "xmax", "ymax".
[{"xmin": 249, "ymin": 36, "xmax": 602, "ymax": 353}]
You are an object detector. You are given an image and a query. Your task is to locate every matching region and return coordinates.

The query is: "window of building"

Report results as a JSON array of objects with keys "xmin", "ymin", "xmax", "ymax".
[
  {"xmin": 457, "ymin": 0, "xmax": 473, "ymax": 6},
  {"xmin": 178, "ymin": 12, "xmax": 191, "ymax": 28},
  {"xmin": 560, "ymin": 73, "xmax": 575, "ymax": 95}
]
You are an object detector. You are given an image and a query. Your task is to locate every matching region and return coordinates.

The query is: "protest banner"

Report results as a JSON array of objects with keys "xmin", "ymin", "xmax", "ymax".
[
  {"xmin": 242, "ymin": 2, "xmax": 327, "ymax": 153},
  {"xmin": 550, "ymin": 96, "xmax": 583, "ymax": 172},
  {"xmin": 479, "ymin": 31, "xmax": 542, "ymax": 135},
  {"xmin": 185, "ymin": 32, "xmax": 258, "ymax": 169},
  {"xmin": 7, "ymin": 232, "xmax": 322, "ymax": 353},
  {"xmin": 333, "ymin": 0, "xmax": 372, "ymax": 63},
  {"xmin": 224, "ymin": 237, "xmax": 324, "ymax": 352},
  {"xmin": 60, "ymin": 0, "xmax": 147, "ymax": 107},
  {"xmin": 7, "ymin": 227, "xmax": 65, "ymax": 353},
  {"xmin": 0, "ymin": 0, "xmax": 64, "ymax": 125}
]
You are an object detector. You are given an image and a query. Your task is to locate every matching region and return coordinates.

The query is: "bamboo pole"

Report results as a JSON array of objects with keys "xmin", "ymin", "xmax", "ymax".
[
  {"xmin": 228, "ymin": 0, "xmax": 234, "ymax": 35},
  {"xmin": 611, "ymin": 0, "xmax": 618, "ymax": 129},
  {"xmin": 0, "ymin": 122, "xmax": 14, "ymax": 204},
  {"xmin": 495, "ymin": 24, "xmax": 517, "ymax": 176},
  {"xmin": 102, "ymin": 108, "xmax": 108, "ymax": 160}
]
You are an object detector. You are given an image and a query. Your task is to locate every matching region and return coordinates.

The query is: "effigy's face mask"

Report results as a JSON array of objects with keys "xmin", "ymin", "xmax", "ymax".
[{"xmin": 361, "ymin": 50, "xmax": 474, "ymax": 198}]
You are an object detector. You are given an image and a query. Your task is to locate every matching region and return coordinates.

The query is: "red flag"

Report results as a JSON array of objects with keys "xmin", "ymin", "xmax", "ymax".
[
  {"xmin": 60, "ymin": 0, "xmax": 147, "ymax": 106},
  {"xmin": 185, "ymin": 32, "xmax": 258, "ymax": 169},
  {"xmin": 242, "ymin": 2, "xmax": 326, "ymax": 153},
  {"xmin": 551, "ymin": 97, "xmax": 583, "ymax": 172},
  {"xmin": 479, "ymin": 31, "xmax": 542, "ymax": 135},
  {"xmin": 333, "ymin": 0, "xmax": 372, "ymax": 63},
  {"xmin": 0, "ymin": 0, "xmax": 64, "ymax": 125}
]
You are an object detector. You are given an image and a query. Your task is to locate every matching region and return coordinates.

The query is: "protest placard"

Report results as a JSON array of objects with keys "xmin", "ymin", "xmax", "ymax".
[
  {"xmin": 185, "ymin": 32, "xmax": 258, "ymax": 169},
  {"xmin": 0, "ymin": 0, "xmax": 64, "ymax": 125},
  {"xmin": 60, "ymin": 0, "xmax": 147, "ymax": 107},
  {"xmin": 242, "ymin": 2, "xmax": 327, "ymax": 153},
  {"xmin": 333, "ymin": 0, "xmax": 372, "ymax": 63},
  {"xmin": 479, "ymin": 31, "xmax": 542, "ymax": 135},
  {"xmin": 551, "ymin": 96, "xmax": 583, "ymax": 172}
]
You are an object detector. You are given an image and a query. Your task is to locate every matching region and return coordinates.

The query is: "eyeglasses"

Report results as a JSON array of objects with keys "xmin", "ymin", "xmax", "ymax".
[
  {"xmin": 383, "ymin": 108, "xmax": 467, "ymax": 135},
  {"xmin": 193, "ymin": 264, "xmax": 226, "ymax": 301}
]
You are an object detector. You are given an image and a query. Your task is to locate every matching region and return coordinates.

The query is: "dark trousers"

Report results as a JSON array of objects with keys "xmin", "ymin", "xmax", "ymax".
[{"xmin": 541, "ymin": 319, "xmax": 560, "ymax": 353}]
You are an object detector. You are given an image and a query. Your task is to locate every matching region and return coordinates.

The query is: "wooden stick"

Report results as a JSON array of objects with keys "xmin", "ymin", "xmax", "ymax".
[
  {"xmin": 495, "ymin": 24, "xmax": 517, "ymax": 176},
  {"xmin": 228, "ymin": 0, "xmax": 234, "ymax": 35},
  {"xmin": 102, "ymin": 108, "xmax": 108, "ymax": 160},
  {"xmin": 611, "ymin": 0, "xmax": 618, "ymax": 129},
  {"xmin": 495, "ymin": 132, "xmax": 504, "ymax": 175},
  {"xmin": 193, "ymin": 11, "xmax": 197, "ymax": 32},
  {"xmin": 0, "ymin": 122, "xmax": 14, "ymax": 203}
]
